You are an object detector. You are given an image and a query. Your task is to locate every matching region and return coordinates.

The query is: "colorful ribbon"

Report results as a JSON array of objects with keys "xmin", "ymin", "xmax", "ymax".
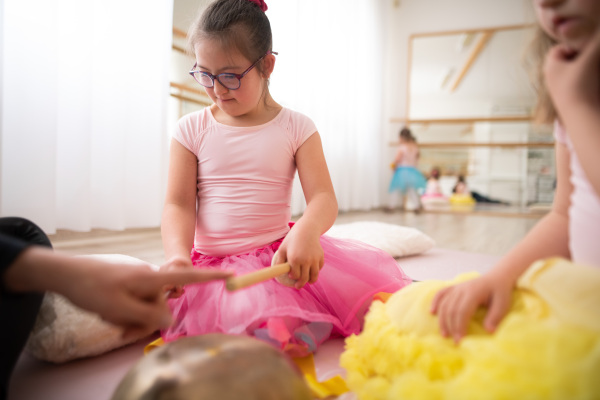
[{"xmin": 247, "ymin": 0, "xmax": 268, "ymax": 12}]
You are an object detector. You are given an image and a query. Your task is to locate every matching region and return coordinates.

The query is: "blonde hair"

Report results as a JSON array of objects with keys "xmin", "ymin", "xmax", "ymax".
[{"xmin": 524, "ymin": 25, "xmax": 558, "ymax": 124}]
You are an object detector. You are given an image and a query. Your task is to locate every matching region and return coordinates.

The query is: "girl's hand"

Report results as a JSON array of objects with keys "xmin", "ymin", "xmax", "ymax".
[
  {"xmin": 544, "ymin": 27, "xmax": 600, "ymax": 114},
  {"xmin": 160, "ymin": 255, "xmax": 194, "ymax": 298},
  {"xmin": 273, "ymin": 226, "xmax": 324, "ymax": 289},
  {"xmin": 430, "ymin": 274, "xmax": 513, "ymax": 343}
]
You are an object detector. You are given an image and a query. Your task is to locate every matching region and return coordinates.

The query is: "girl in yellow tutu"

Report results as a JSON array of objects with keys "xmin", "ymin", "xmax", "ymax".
[
  {"xmin": 432, "ymin": 0, "xmax": 600, "ymax": 344},
  {"xmin": 341, "ymin": 1, "xmax": 600, "ymax": 398}
]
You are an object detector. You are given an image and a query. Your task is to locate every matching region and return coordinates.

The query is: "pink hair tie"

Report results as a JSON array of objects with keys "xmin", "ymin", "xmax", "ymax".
[{"xmin": 248, "ymin": 0, "xmax": 268, "ymax": 12}]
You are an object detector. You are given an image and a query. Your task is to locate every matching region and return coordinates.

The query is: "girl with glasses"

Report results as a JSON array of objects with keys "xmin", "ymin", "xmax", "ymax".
[{"xmin": 160, "ymin": 0, "xmax": 410, "ymax": 356}]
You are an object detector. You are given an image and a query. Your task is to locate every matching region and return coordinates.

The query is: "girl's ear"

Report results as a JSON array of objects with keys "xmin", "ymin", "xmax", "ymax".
[{"xmin": 262, "ymin": 53, "xmax": 276, "ymax": 78}]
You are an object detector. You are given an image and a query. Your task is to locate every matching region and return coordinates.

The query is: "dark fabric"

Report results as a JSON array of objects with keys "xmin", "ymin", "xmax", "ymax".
[
  {"xmin": 471, "ymin": 191, "xmax": 507, "ymax": 204},
  {"xmin": 0, "ymin": 217, "xmax": 51, "ymax": 400}
]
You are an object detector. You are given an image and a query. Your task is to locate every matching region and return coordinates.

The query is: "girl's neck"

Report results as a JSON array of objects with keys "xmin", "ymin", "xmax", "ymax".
[{"xmin": 211, "ymin": 94, "xmax": 282, "ymax": 127}]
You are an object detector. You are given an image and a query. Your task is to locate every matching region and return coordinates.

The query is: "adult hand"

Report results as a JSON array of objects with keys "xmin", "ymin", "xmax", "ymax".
[
  {"xmin": 60, "ymin": 257, "xmax": 231, "ymax": 339},
  {"xmin": 4, "ymin": 248, "xmax": 232, "ymax": 339},
  {"xmin": 273, "ymin": 226, "xmax": 324, "ymax": 289},
  {"xmin": 160, "ymin": 254, "xmax": 195, "ymax": 298},
  {"xmin": 430, "ymin": 273, "xmax": 513, "ymax": 343}
]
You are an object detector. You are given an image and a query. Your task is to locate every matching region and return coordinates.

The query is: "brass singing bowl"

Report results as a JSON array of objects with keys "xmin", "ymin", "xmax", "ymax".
[{"xmin": 111, "ymin": 333, "xmax": 311, "ymax": 400}]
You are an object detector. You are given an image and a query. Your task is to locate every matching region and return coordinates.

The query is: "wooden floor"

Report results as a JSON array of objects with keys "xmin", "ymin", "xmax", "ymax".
[{"xmin": 49, "ymin": 208, "xmax": 542, "ymax": 267}]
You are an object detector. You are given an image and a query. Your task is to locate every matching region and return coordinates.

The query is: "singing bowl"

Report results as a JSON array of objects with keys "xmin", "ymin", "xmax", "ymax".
[{"xmin": 111, "ymin": 334, "xmax": 312, "ymax": 400}]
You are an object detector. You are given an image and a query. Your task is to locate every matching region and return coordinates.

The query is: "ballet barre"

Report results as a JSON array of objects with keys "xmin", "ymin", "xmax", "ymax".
[{"xmin": 225, "ymin": 262, "xmax": 291, "ymax": 292}]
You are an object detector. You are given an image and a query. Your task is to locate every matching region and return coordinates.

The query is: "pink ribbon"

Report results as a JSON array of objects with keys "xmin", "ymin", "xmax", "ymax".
[{"xmin": 248, "ymin": 0, "xmax": 268, "ymax": 12}]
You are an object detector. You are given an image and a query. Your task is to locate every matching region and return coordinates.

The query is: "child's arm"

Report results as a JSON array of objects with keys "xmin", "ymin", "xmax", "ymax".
[
  {"xmin": 431, "ymin": 141, "xmax": 572, "ymax": 343},
  {"xmin": 391, "ymin": 147, "xmax": 404, "ymax": 168},
  {"xmin": 544, "ymin": 29, "xmax": 600, "ymax": 197},
  {"xmin": 161, "ymin": 139, "xmax": 198, "ymax": 295},
  {"xmin": 273, "ymin": 132, "xmax": 338, "ymax": 289}
]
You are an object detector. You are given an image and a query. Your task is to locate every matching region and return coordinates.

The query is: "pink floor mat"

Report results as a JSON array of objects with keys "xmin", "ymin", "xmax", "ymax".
[{"xmin": 9, "ymin": 248, "xmax": 499, "ymax": 400}]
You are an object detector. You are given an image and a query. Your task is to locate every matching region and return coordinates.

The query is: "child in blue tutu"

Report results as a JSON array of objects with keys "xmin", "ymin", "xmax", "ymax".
[{"xmin": 387, "ymin": 127, "xmax": 427, "ymax": 212}]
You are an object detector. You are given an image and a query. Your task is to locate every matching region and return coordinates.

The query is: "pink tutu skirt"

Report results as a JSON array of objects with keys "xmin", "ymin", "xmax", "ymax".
[{"xmin": 162, "ymin": 228, "xmax": 411, "ymax": 357}]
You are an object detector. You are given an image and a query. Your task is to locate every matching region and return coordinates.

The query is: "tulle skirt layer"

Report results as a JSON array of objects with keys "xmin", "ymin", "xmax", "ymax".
[
  {"xmin": 341, "ymin": 258, "xmax": 600, "ymax": 399},
  {"xmin": 389, "ymin": 166, "xmax": 427, "ymax": 194},
  {"xmin": 162, "ymin": 232, "xmax": 411, "ymax": 356}
]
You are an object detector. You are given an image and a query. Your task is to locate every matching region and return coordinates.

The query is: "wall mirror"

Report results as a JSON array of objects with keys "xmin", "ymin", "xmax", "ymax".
[{"xmin": 397, "ymin": 24, "xmax": 555, "ymax": 214}]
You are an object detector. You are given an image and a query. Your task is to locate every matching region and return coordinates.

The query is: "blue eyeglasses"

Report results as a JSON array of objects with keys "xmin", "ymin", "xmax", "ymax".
[{"xmin": 189, "ymin": 51, "xmax": 277, "ymax": 90}]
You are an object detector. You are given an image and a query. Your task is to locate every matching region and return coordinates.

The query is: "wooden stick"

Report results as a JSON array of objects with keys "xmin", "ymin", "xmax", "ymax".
[
  {"xmin": 450, "ymin": 31, "xmax": 493, "ymax": 92},
  {"xmin": 390, "ymin": 115, "xmax": 534, "ymax": 124},
  {"xmin": 225, "ymin": 262, "xmax": 291, "ymax": 292}
]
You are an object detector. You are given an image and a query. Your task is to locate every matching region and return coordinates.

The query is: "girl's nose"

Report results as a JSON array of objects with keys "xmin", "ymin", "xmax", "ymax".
[{"xmin": 213, "ymin": 79, "xmax": 229, "ymax": 96}]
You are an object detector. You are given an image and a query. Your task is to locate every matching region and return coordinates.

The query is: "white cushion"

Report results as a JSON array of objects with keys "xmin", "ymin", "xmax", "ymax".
[
  {"xmin": 26, "ymin": 254, "xmax": 158, "ymax": 363},
  {"xmin": 326, "ymin": 221, "xmax": 435, "ymax": 257}
]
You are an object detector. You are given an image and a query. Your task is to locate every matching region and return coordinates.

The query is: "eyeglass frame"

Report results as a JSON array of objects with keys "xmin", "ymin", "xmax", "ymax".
[{"xmin": 189, "ymin": 50, "xmax": 278, "ymax": 90}]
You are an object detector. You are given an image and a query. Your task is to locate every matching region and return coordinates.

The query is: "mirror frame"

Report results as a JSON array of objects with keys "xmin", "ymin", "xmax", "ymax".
[{"xmin": 401, "ymin": 23, "xmax": 536, "ymax": 124}]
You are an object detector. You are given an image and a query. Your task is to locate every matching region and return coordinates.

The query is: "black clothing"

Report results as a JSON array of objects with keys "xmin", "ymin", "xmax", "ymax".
[{"xmin": 0, "ymin": 217, "xmax": 51, "ymax": 400}]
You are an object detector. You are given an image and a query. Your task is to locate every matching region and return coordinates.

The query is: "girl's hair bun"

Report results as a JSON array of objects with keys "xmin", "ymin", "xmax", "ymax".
[{"xmin": 248, "ymin": 0, "xmax": 268, "ymax": 12}]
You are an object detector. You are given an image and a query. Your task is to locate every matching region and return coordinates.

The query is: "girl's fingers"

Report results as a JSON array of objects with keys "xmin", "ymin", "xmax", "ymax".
[
  {"xmin": 288, "ymin": 264, "xmax": 301, "ymax": 280},
  {"xmin": 436, "ymin": 291, "xmax": 453, "ymax": 338},
  {"xmin": 579, "ymin": 26, "xmax": 600, "ymax": 63},
  {"xmin": 431, "ymin": 288, "xmax": 453, "ymax": 337},
  {"xmin": 430, "ymin": 287, "xmax": 447, "ymax": 314},
  {"xmin": 434, "ymin": 286, "xmax": 476, "ymax": 343},
  {"xmin": 295, "ymin": 264, "xmax": 311, "ymax": 289},
  {"xmin": 309, "ymin": 264, "xmax": 320, "ymax": 284},
  {"xmin": 484, "ymin": 292, "xmax": 510, "ymax": 333},
  {"xmin": 449, "ymin": 295, "xmax": 474, "ymax": 343},
  {"xmin": 549, "ymin": 43, "xmax": 577, "ymax": 61}
]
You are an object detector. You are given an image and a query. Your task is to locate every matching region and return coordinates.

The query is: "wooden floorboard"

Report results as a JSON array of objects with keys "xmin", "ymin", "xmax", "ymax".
[{"xmin": 48, "ymin": 209, "xmax": 542, "ymax": 267}]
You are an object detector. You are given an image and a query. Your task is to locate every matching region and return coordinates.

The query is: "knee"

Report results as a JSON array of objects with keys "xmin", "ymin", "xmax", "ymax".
[{"xmin": 0, "ymin": 217, "xmax": 52, "ymax": 249}]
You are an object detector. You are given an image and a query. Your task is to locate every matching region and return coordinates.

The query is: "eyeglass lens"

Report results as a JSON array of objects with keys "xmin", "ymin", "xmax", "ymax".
[{"xmin": 195, "ymin": 73, "xmax": 240, "ymax": 90}]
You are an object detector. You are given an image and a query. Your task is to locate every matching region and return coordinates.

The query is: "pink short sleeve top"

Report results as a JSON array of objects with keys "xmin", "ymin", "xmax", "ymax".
[
  {"xmin": 554, "ymin": 121, "xmax": 600, "ymax": 267},
  {"xmin": 173, "ymin": 107, "xmax": 316, "ymax": 257},
  {"xmin": 397, "ymin": 144, "xmax": 419, "ymax": 167}
]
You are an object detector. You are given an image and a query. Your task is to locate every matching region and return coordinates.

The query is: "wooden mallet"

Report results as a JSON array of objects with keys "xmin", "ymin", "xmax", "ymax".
[{"xmin": 225, "ymin": 262, "xmax": 291, "ymax": 292}]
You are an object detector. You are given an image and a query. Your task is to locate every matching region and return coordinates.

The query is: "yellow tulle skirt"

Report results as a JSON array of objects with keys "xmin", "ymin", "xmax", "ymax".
[{"xmin": 340, "ymin": 258, "xmax": 600, "ymax": 400}]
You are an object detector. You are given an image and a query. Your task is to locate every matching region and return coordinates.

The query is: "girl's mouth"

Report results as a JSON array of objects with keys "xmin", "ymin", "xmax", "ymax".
[{"xmin": 553, "ymin": 16, "xmax": 580, "ymax": 37}]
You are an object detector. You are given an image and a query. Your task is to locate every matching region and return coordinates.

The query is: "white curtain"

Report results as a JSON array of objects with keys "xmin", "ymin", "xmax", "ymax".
[
  {"xmin": 268, "ymin": 0, "xmax": 386, "ymax": 215},
  {"xmin": 0, "ymin": 0, "xmax": 385, "ymax": 233},
  {"xmin": 0, "ymin": 0, "xmax": 173, "ymax": 234}
]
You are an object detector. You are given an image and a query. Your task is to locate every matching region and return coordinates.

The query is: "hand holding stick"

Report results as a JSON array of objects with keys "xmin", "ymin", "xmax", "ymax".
[{"xmin": 225, "ymin": 262, "xmax": 291, "ymax": 292}]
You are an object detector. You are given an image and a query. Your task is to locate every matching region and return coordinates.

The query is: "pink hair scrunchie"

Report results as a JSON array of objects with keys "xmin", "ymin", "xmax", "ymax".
[{"xmin": 248, "ymin": 0, "xmax": 268, "ymax": 12}]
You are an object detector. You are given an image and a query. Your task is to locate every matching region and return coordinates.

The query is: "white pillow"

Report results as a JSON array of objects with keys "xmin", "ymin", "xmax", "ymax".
[
  {"xmin": 26, "ymin": 254, "xmax": 159, "ymax": 363},
  {"xmin": 325, "ymin": 221, "xmax": 435, "ymax": 257}
]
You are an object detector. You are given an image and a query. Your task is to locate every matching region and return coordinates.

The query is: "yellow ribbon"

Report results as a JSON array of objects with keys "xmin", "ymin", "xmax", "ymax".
[
  {"xmin": 293, "ymin": 353, "xmax": 350, "ymax": 398},
  {"xmin": 144, "ymin": 337, "xmax": 164, "ymax": 354}
]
